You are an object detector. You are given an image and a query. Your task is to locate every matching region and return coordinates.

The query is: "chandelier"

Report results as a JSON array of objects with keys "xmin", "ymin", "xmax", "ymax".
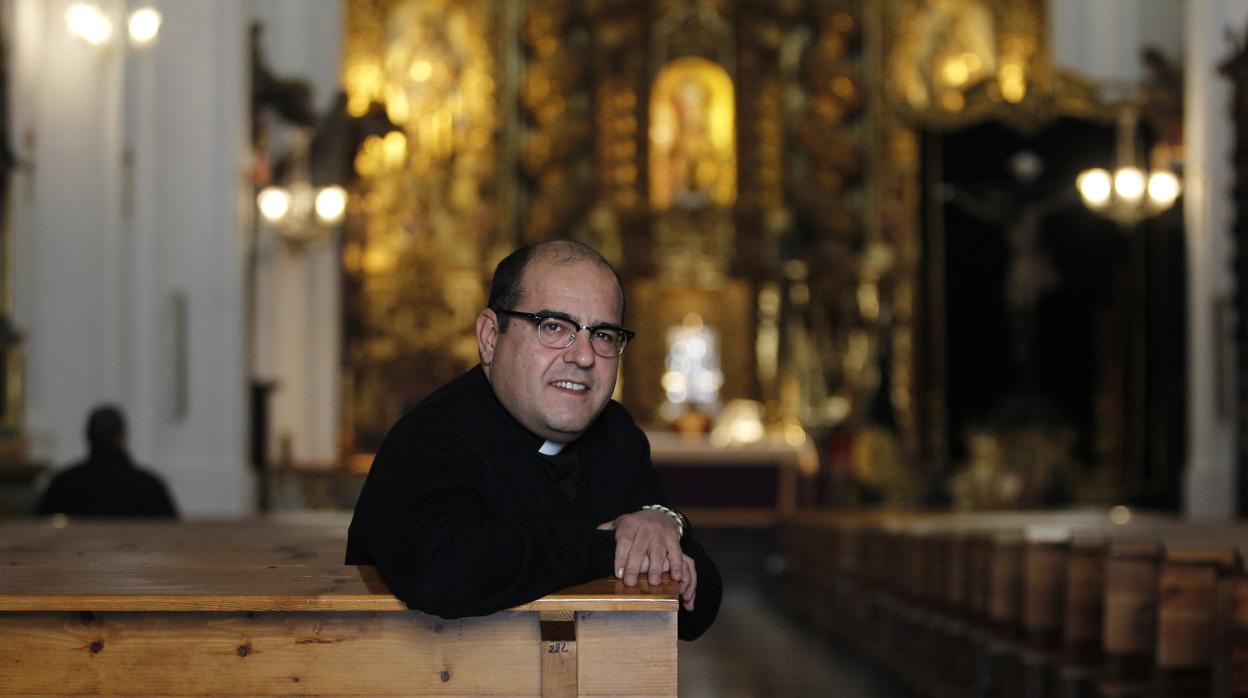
[
  {"xmin": 1076, "ymin": 107, "xmax": 1181, "ymax": 226},
  {"xmin": 65, "ymin": 3, "xmax": 162, "ymax": 48},
  {"xmin": 255, "ymin": 129, "xmax": 347, "ymax": 245}
]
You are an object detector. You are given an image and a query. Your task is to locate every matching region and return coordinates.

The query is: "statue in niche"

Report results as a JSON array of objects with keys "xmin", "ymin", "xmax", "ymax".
[
  {"xmin": 668, "ymin": 78, "xmax": 713, "ymax": 206},
  {"xmin": 648, "ymin": 56, "xmax": 737, "ymax": 283},
  {"xmin": 649, "ymin": 56, "xmax": 736, "ymax": 211}
]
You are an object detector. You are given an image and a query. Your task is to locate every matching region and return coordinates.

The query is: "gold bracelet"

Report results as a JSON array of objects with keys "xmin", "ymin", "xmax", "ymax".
[{"xmin": 642, "ymin": 504, "xmax": 685, "ymax": 538}]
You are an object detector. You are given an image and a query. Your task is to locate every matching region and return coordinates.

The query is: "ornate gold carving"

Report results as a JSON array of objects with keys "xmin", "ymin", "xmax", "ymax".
[
  {"xmin": 736, "ymin": 31, "xmax": 785, "ymax": 213},
  {"xmin": 652, "ymin": 207, "xmax": 736, "ymax": 284},
  {"xmin": 342, "ymin": 0, "xmax": 390, "ymax": 118},
  {"xmin": 651, "ymin": 1, "xmax": 735, "ymax": 71},
  {"xmin": 950, "ymin": 426, "xmax": 1078, "ymax": 509},
  {"xmin": 864, "ymin": 0, "xmax": 934, "ymax": 471},
  {"xmin": 786, "ymin": 0, "xmax": 865, "ymax": 430},
  {"xmin": 794, "ymin": 1, "xmax": 862, "ymax": 242},
  {"xmin": 593, "ymin": 13, "xmax": 647, "ymax": 215},
  {"xmin": 520, "ymin": 0, "xmax": 595, "ymax": 241},
  {"xmin": 342, "ymin": 0, "xmax": 499, "ymax": 450},
  {"xmin": 880, "ymin": 0, "xmax": 1102, "ymax": 132}
]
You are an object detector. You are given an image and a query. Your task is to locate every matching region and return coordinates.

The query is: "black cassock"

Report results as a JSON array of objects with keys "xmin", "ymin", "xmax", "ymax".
[{"xmin": 347, "ymin": 365, "xmax": 721, "ymax": 640}]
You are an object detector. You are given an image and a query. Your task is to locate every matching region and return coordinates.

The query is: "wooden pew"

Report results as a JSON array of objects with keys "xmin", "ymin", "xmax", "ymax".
[
  {"xmin": 1096, "ymin": 527, "xmax": 1246, "ymax": 698},
  {"xmin": 1098, "ymin": 540, "xmax": 1163, "ymax": 698},
  {"xmin": 1226, "ymin": 559, "xmax": 1248, "ymax": 698},
  {"xmin": 1053, "ymin": 535, "xmax": 1108, "ymax": 697},
  {"xmin": 777, "ymin": 509, "xmax": 1248, "ymax": 698},
  {"xmin": 0, "ymin": 520, "xmax": 679, "ymax": 696}
]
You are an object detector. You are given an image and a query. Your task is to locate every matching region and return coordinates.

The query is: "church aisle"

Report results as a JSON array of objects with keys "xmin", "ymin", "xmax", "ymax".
[
  {"xmin": 678, "ymin": 585, "xmax": 915, "ymax": 697},
  {"xmin": 678, "ymin": 529, "xmax": 914, "ymax": 697}
]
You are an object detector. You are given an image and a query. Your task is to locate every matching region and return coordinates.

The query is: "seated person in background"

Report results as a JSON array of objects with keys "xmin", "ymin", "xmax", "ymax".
[
  {"xmin": 347, "ymin": 240, "xmax": 721, "ymax": 640},
  {"xmin": 36, "ymin": 405, "xmax": 178, "ymax": 518}
]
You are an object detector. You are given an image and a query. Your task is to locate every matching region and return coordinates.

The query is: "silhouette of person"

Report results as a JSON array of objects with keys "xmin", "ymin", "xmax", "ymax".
[{"xmin": 36, "ymin": 405, "xmax": 178, "ymax": 518}]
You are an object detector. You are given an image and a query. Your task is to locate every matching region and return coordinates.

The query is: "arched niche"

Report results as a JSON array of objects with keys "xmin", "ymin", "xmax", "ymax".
[{"xmin": 648, "ymin": 56, "xmax": 736, "ymax": 211}]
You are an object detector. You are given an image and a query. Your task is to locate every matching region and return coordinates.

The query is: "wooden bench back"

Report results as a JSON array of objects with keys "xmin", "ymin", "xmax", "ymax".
[{"xmin": 0, "ymin": 519, "xmax": 680, "ymax": 697}]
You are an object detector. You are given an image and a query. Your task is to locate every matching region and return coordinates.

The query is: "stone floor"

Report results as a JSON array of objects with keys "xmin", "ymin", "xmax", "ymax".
[{"xmin": 677, "ymin": 528, "xmax": 914, "ymax": 698}]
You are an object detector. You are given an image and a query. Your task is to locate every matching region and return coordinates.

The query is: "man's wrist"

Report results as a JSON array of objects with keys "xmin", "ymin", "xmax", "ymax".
[{"xmin": 641, "ymin": 504, "xmax": 685, "ymax": 538}]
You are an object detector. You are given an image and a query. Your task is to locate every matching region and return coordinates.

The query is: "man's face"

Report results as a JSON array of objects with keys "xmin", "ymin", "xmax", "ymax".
[{"xmin": 477, "ymin": 256, "xmax": 623, "ymax": 443}]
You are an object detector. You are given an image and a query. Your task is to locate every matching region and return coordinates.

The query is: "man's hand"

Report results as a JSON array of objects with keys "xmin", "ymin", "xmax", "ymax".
[
  {"xmin": 677, "ymin": 553, "xmax": 697, "ymax": 611},
  {"xmin": 597, "ymin": 509, "xmax": 683, "ymax": 586}
]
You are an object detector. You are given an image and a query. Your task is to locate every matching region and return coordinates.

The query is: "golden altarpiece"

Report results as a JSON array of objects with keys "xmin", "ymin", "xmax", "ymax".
[
  {"xmin": 339, "ymin": 0, "xmax": 873, "ymax": 457},
  {"xmin": 335, "ymin": 0, "xmax": 1180, "ymax": 509}
]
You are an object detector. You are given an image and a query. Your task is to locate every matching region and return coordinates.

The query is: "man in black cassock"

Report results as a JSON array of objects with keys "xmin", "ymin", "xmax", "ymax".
[{"xmin": 347, "ymin": 240, "xmax": 720, "ymax": 640}]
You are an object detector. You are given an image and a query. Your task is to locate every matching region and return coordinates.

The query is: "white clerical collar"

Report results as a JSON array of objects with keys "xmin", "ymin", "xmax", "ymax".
[{"xmin": 538, "ymin": 440, "xmax": 566, "ymax": 456}]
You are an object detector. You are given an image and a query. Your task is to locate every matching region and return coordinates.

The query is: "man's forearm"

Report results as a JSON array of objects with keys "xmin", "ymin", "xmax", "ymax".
[{"xmin": 369, "ymin": 512, "xmax": 617, "ymax": 618}]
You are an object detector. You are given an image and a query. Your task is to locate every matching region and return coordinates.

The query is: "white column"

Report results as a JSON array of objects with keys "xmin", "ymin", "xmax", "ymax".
[
  {"xmin": 256, "ymin": 238, "xmax": 341, "ymax": 467},
  {"xmin": 10, "ymin": 0, "xmax": 254, "ymax": 515},
  {"xmin": 1183, "ymin": 0, "xmax": 1248, "ymax": 520},
  {"xmin": 146, "ymin": 0, "xmax": 252, "ymax": 515},
  {"xmin": 1050, "ymin": 0, "xmax": 1142, "ymax": 84},
  {"xmin": 1049, "ymin": 0, "xmax": 1185, "ymax": 84},
  {"xmin": 10, "ymin": 0, "xmax": 127, "ymax": 463},
  {"xmin": 122, "ymin": 1, "xmax": 160, "ymax": 467}
]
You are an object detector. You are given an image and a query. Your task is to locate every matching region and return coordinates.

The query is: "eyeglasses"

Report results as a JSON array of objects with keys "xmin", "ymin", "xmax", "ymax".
[{"xmin": 493, "ymin": 308, "xmax": 636, "ymax": 358}]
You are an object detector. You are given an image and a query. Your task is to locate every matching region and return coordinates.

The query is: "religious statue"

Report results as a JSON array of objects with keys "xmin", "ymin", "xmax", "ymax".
[
  {"xmin": 891, "ymin": 0, "xmax": 997, "ymax": 112},
  {"xmin": 649, "ymin": 56, "xmax": 736, "ymax": 211}
]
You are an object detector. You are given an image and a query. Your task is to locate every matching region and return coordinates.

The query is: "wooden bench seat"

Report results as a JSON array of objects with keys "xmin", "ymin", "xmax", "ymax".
[{"xmin": 0, "ymin": 519, "xmax": 679, "ymax": 696}]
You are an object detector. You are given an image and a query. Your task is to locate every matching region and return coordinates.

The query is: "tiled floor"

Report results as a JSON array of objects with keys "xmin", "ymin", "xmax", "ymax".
[{"xmin": 678, "ymin": 528, "xmax": 914, "ymax": 698}]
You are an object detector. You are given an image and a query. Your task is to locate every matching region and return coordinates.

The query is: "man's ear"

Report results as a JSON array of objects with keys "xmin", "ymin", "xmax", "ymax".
[{"xmin": 476, "ymin": 309, "xmax": 499, "ymax": 366}]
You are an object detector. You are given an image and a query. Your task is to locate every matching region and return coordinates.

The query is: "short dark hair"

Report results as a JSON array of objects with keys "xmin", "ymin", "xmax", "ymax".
[
  {"xmin": 487, "ymin": 240, "xmax": 626, "ymax": 331},
  {"xmin": 86, "ymin": 405, "xmax": 126, "ymax": 453}
]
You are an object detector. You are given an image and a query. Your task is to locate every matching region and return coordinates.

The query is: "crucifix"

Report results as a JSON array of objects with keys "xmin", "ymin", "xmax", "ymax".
[{"xmin": 941, "ymin": 150, "xmax": 1078, "ymax": 386}]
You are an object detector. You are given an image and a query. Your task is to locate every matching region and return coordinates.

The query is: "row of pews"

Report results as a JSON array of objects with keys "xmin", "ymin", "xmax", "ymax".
[{"xmin": 777, "ymin": 509, "xmax": 1248, "ymax": 698}]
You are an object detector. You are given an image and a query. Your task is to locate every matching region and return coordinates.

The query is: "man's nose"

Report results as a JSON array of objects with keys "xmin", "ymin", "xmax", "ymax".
[{"xmin": 563, "ymin": 329, "xmax": 596, "ymax": 366}]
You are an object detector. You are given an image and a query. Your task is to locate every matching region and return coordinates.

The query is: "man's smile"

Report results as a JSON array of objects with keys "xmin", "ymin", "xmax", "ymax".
[{"xmin": 551, "ymin": 380, "xmax": 589, "ymax": 393}]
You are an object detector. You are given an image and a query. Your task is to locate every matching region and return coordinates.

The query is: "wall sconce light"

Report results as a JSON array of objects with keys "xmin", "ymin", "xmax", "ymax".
[
  {"xmin": 256, "ymin": 186, "xmax": 292, "ymax": 223},
  {"xmin": 256, "ymin": 131, "xmax": 346, "ymax": 246},
  {"xmin": 65, "ymin": 3, "xmax": 112, "ymax": 47},
  {"xmin": 1076, "ymin": 106, "xmax": 1181, "ymax": 226},
  {"xmin": 127, "ymin": 7, "xmax": 162, "ymax": 47},
  {"xmin": 65, "ymin": 4, "xmax": 162, "ymax": 48},
  {"xmin": 257, "ymin": 183, "xmax": 346, "ymax": 227},
  {"xmin": 314, "ymin": 186, "xmax": 347, "ymax": 224}
]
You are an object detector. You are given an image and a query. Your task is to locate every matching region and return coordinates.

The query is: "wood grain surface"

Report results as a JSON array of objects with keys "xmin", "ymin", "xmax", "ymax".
[
  {"xmin": 0, "ymin": 520, "xmax": 680, "ymax": 696},
  {"xmin": 0, "ymin": 520, "xmax": 678, "ymax": 613}
]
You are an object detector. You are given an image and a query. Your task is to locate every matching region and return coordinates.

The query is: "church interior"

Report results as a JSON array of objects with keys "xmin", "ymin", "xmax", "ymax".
[{"xmin": 5, "ymin": 0, "xmax": 1248, "ymax": 695}]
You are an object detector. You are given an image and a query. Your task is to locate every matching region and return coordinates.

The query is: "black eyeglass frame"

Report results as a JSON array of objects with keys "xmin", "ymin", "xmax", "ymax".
[{"xmin": 492, "ymin": 307, "xmax": 636, "ymax": 358}]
